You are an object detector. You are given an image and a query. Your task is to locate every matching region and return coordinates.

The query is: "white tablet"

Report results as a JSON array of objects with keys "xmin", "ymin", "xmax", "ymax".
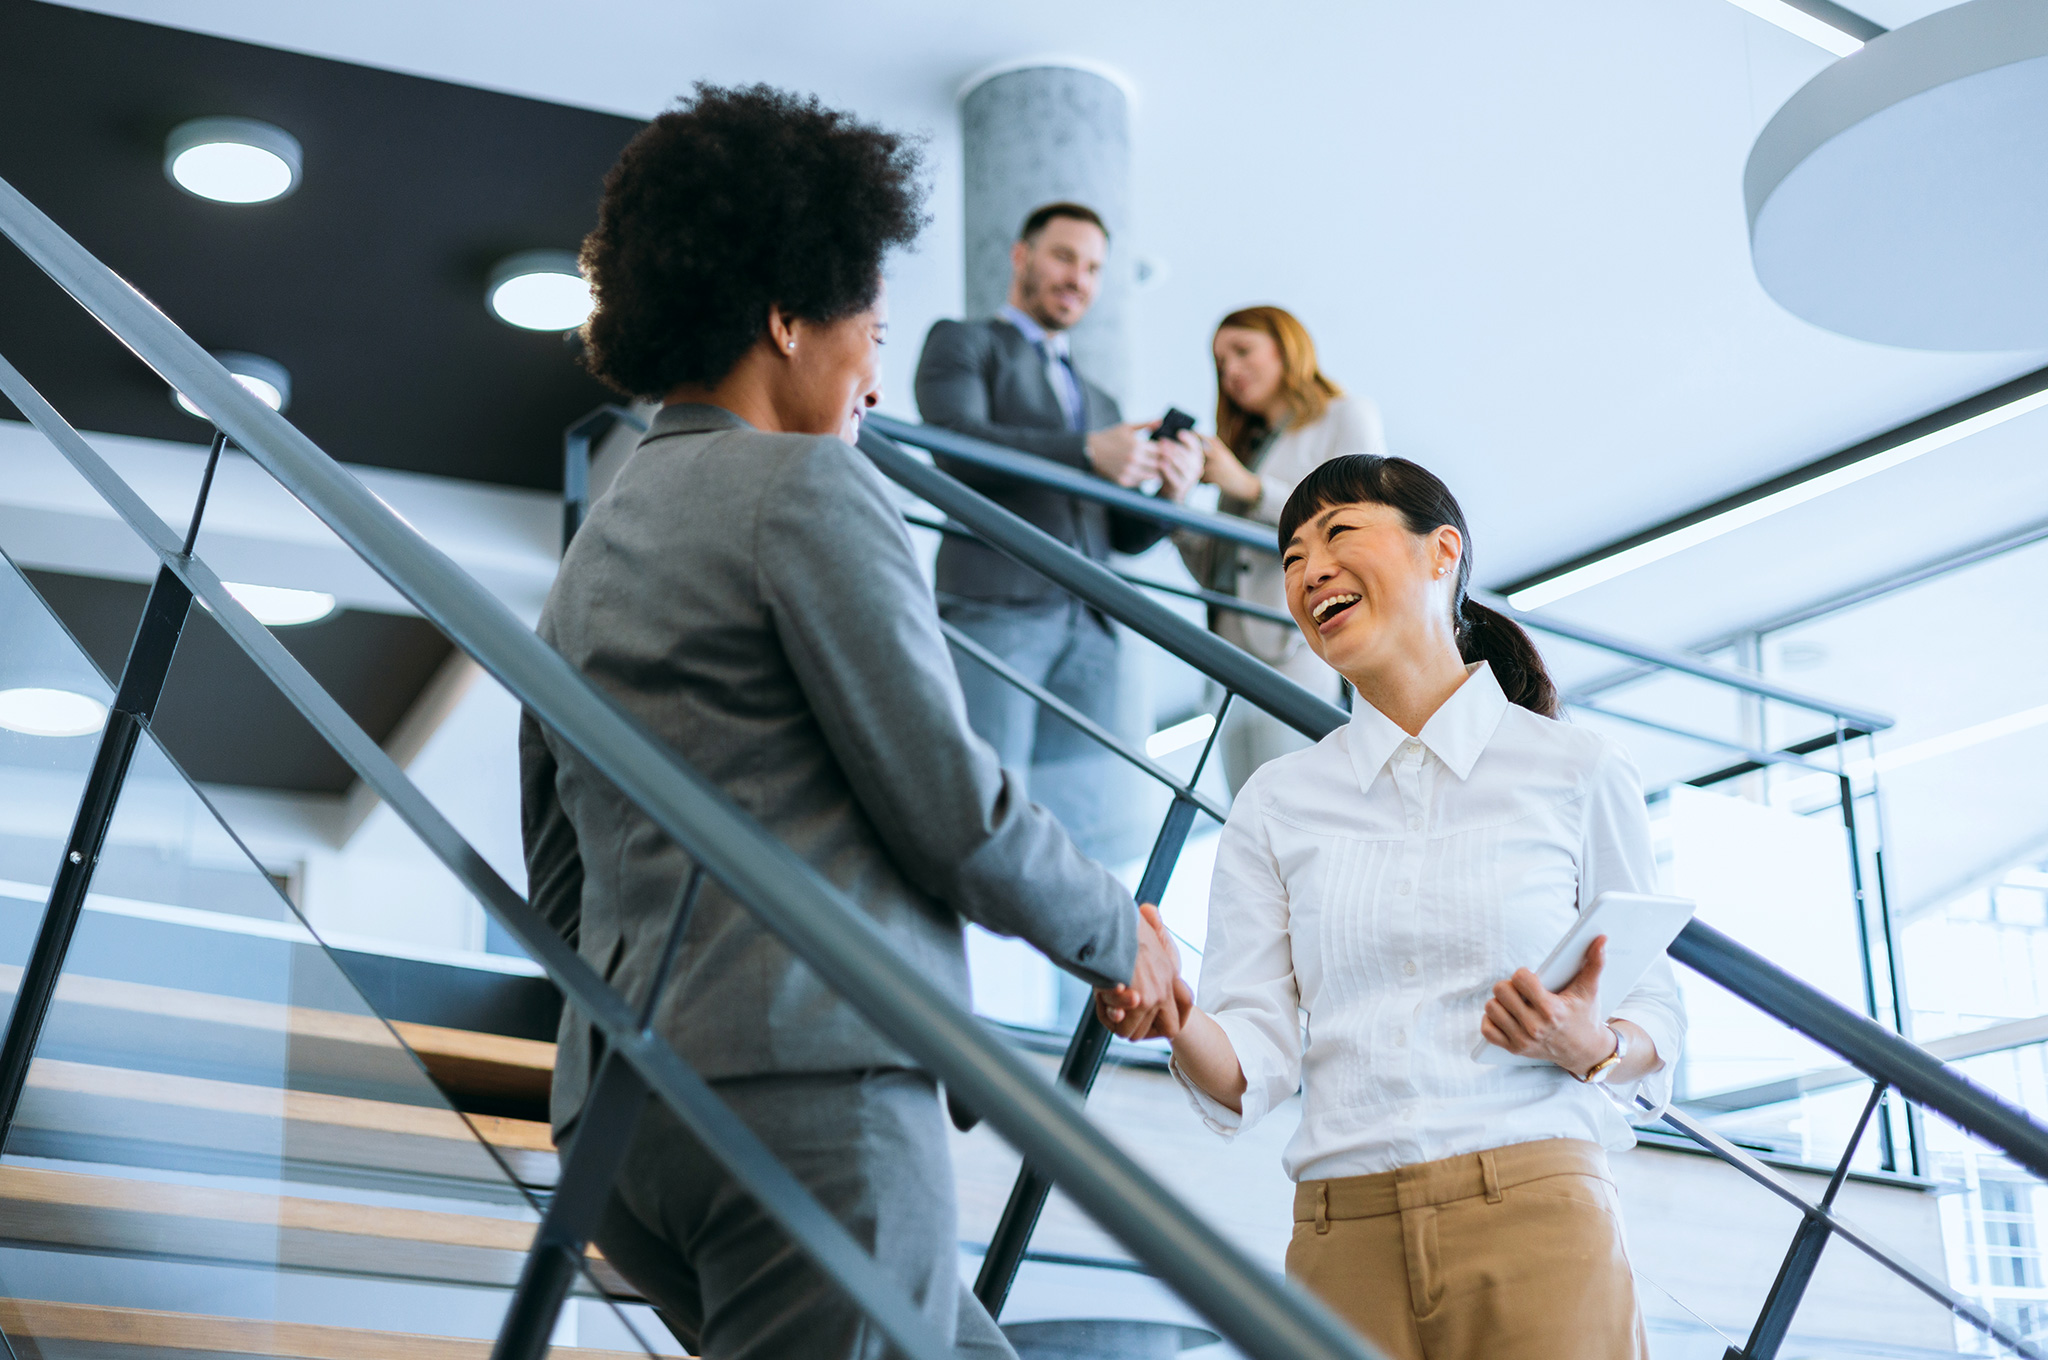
[{"xmin": 1472, "ymin": 891, "xmax": 1696, "ymax": 1067}]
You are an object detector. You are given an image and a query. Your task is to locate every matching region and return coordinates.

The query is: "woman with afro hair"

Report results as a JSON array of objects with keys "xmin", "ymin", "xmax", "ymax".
[{"xmin": 521, "ymin": 84, "xmax": 1179, "ymax": 1360}]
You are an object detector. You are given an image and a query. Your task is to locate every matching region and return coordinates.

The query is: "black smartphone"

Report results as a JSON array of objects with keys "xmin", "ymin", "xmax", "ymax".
[{"xmin": 1152, "ymin": 407, "xmax": 1195, "ymax": 442}]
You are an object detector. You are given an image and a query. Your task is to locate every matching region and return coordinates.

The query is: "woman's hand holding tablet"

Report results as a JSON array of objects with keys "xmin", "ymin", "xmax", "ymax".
[{"xmin": 1475, "ymin": 891, "xmax": 1696, "ymax": 1070}]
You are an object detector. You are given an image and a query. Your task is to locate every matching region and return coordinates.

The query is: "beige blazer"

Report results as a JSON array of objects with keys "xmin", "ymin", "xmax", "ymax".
[{"xmin": 1180, "ymin": 395, "xmax": 1387, "ymax": 671}]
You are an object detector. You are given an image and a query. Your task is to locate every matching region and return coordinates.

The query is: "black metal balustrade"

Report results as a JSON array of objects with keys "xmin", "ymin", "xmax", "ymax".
[{"xmin": 1, "ymin": 157, "xmax": 2043, "ymax": 1360}]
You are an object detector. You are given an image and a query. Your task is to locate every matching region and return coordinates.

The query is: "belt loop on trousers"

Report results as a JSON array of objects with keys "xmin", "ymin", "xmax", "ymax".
[
  {"xmin": 1314, "ymin": 1183, "xmax": 1330, "ymax": 1234},
  {"xmin": 1480, "ymin": 1150, "xmax": 1503, "ymax": 1204}
]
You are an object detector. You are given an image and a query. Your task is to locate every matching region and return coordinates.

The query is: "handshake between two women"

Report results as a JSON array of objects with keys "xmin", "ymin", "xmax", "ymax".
[{"xmin": 1095, "ymin": 904, "xmax": 1192, "ymax": 1042}]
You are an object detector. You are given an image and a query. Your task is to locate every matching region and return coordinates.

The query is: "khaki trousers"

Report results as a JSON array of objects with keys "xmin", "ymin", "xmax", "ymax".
[{"xmin": 1287, "ymin": 1139, "xmax": 1648, "ymax": 1360}]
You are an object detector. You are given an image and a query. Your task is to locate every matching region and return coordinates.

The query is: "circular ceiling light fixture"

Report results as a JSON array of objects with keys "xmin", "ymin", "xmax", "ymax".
[
  {"xmin": 487, "ymin": 250, "xmax": 592, "ymax": 331},
  {"xmin": 1747, "ymin": 0, "xmax": 2048, "ymax": 350},
  {"xmin": 165, "ymin": 117, "xmax": 303, "ymax": 204},
  {"xmin": 173, "ymin": 351, "xmax": 291, "ymax": 420},
  {"xmin": 0, "ymin": 687, "xmax": 108, "ymax": 738},
  {"xmin": 216, "ymin": 582, "xmax": 338, "ymax": 627}
]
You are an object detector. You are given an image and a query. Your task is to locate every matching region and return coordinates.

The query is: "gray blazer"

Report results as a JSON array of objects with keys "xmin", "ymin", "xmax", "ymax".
[
  {"xmin": 522, "ymin": 404, "xmax": 1140, "ymax": 1131},
  {"xmin": 914, "ymin": 318, "xmax": 1169, "ymax": 605}
]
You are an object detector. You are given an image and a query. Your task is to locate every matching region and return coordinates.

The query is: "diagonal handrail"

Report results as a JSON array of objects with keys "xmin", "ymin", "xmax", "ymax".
[
  {"xmin": 867, "ymin": 410, "xmax": 1274, "ymax": 550},
  {"xmin": 867, "ymin": 412, "xmax": 1893, "ymax": 731},
  {"xmin": 858, "ymin": 427, "xmax": 1350, "ymax": 738},
  {"xmin": 0, "ymin": 174, "xmax": 1382, "ymax": 1360},
  {"xmin": 1670, "ymin": 920, "xmax": 2048, "ymax": 1181},
  {"xmin": 1654, "ymin": 1103, "xmax": 2038, "ymax": 1357}
]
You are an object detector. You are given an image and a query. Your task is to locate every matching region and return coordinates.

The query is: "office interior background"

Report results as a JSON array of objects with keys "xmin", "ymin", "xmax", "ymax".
[{"xmin": 0, "ymin": 0, "xmax": 2045, "ymax": 1356}]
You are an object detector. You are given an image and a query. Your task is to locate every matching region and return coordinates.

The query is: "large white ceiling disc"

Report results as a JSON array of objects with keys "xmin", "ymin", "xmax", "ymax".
[{"xmin": 1746, "ymin": 0, "xmax": 2048, "ymax": 351}]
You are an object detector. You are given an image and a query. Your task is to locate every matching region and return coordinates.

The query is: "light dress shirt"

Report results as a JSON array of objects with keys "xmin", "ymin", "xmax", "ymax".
[
  {"xmin": 1173, "ymin": 661, "xmax": 1687, "ymax": 1182},
  {"xmin": 999, "ymin": 303, "xmax": 1085, "ymax": 432}
]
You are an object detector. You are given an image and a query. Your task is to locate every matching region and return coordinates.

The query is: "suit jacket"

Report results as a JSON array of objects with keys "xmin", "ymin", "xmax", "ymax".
[
  {"xmin": 522, "ymin": 403, "xmax": 1140, "ymax": 1132},
  {"xmin": 914, "ymin": 317, "xmax": 1169, "ymax": 604}
]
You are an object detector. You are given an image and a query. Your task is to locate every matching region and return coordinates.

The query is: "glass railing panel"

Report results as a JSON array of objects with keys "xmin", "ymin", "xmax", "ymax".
[
  {"xmin": 1647, "ymin": 787, "xmax": 1877, "ymax": 1126},
  {"xmin": 0, "ymin": 554, "xmax": 114, "ymax": 1033},
  {"xmin": 1688, "ymin": 1081, "xmax": 1891, "ymax": 1171},
  {"xmin": 0, "ymin": 555, "xmax": 662, "ymax": 1355},
  {"xmin": 1903, "ymin": 855, "xmax": 2048, "ymax": 1047}
]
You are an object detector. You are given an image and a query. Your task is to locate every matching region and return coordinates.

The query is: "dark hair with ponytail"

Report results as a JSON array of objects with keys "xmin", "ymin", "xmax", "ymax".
[{"xmin": 1276, "ymin": 455, "xmax": 1560, "ymax": 717}]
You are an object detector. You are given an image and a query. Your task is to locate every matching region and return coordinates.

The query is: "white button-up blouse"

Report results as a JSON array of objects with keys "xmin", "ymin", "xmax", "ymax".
[{"xmin": 1174, "ymin": 662, "xmax": 1687, "ymax": 1182}]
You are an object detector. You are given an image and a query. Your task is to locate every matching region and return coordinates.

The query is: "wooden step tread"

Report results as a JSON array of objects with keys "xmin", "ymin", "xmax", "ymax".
[
  {"xmin": 0, "ymin": 1163, "xmax": 629, "ymax": 1295},
  {"xmin": 0, "ymin": 966, "xmax": 557, "ymax": 1114},
  {"xmin": 0, "ymin": 1297, "xmax": 651, "ymax": 1359},
  {"xmin": 16, "ymin": 1057, "xmax": 557, "ymax": 1187}
]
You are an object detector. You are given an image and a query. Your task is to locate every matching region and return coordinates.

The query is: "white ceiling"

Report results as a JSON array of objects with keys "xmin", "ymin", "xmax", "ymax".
[{"xmin": 36, "ymin": 0, "xmax": 2048, "ymax": 915}]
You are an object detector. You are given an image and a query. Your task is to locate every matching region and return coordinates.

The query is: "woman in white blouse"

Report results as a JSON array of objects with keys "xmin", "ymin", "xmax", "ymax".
[
  {"xmin": 1113, "ymin": 455, "xmax": 1685, "ymax": 1360},
  {"xmin": 1177, "ymin": 306, "xmax": 1386, "ymax": 793}
]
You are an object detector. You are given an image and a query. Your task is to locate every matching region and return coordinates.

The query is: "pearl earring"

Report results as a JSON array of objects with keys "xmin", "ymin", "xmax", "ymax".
[{"xmin": 787, "ymin": 340, "xmax": 796, "ymax": 350}]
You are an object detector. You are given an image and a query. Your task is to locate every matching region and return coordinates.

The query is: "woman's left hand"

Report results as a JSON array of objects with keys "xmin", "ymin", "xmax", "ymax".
[
  {"xmin": 1480, "ymin": 935, "xmax": 1620, "ymax": 1077},
  {"xmin": 1198, "ymin": 435, "xmax": 1263, "ymax": 503}
]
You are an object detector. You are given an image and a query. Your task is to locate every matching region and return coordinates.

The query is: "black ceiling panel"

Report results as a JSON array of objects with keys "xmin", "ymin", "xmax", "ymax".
[
  {"xmin": 26, "ymin": 568, "xmax": 454, "ymax": 794},
  {"xmin": 0, "ymin": 0, "xmax": 642, "ymax": 490}
]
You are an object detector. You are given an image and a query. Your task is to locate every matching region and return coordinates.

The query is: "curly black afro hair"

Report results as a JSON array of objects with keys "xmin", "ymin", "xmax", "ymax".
[{"xmin": 578, "ymin": 84, "xmax": 927, "ymax": 399}]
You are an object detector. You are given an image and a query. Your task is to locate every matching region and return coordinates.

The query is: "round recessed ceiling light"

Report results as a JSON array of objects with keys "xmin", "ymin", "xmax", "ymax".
[
  {"xmin": 165, "ymin": 117, "xmax": 303, "ymax": 204},
  {"xmin": 0, "ymin": 687, "xmax": 108, "ymax": 738},
  {"xmin": 488, "ymin": 250, "xmax": 592, "ymax": 331},
  {"xmin": 218, "ymin": 582, "xmax": 338, "ymax": 627},
  {"xmin": 173, "ymin": 351, "xmax": 291, "ymax": 420}
]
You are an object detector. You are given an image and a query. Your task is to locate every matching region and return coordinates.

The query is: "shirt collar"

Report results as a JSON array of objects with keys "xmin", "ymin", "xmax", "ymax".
[
  {"xmin": 644, "ymin": 402, "xmax": 751, "ymax": 441},
  {"xmin": 1344, "ymin": 661, "xmax": 1511, "ymax": 789},
  {"xmin": 1000, "ymin": 303, "xmax": 1070, "ymax": 359}
]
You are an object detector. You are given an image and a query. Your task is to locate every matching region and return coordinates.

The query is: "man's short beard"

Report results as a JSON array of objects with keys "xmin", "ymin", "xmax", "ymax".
[{"xmin": 1020, "ymin": 261, "xmax": 1071, "ymax": 332}]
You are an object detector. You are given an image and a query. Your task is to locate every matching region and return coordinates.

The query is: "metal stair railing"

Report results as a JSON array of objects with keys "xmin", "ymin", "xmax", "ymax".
[
  {"xmin": 822, "ymin": 414, "xmax": 2047, "ymax": 1359},
  {"xmin": 0, "ymin": 174, "xmax": 1386, "ymax": 1360},
  {"xmin": 862, "ymin": 413, "xmax": 1898, "ymax": 734}
]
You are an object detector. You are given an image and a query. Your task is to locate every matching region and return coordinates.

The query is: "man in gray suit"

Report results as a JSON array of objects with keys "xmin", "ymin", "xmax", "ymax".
[{"xmin": 915, "ymin": 203, "xmax": 1200, "ymax": 856}]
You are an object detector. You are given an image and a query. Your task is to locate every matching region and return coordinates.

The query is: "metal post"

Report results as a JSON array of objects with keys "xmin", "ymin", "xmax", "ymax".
[
  {"xmin": 492, "ymin": 1052, "xmax": 651, "ymax": 1360},
  {"xmin": 1724, "ymin": 1081, "xmax": 1887, "ymax": 1360},
  {"xmin": 491, "ymin": 868, "xmax": 703, "ymax": 1360},
  {"xmin": 562, "ymin": 406, "xmax": 648, "ymax": 551},
  {"xmin": 1833, "ymin": 737, "xmax": 1898, "ymax": 1172},
  {"xmin": 975, "ymin": 696, "xmax": 1229, "ymax": 1316},
  {"xmin": 0, "ymin": 432, "xmax": 217, "ymax": 1143},
  {"xmin": 1859, "ymin": 729, "xmax": 1922, "ymax": 1177},
  {"xmin": 0, "ymin": 568, "xmax": 201, "ymax": 1140},
  {"xmin": 563, "ymin": 423, "xmax": 593, "ymax": 552}
]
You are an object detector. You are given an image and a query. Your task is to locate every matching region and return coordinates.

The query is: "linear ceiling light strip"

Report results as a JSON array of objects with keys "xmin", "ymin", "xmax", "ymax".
[
  {"xmin": 1725, "ymin": 0, "xmax": 1884, "ymax": 55},
  {"xmin": 1505, "ymin": 364, "xmax": 2048, "ymax": 611}
]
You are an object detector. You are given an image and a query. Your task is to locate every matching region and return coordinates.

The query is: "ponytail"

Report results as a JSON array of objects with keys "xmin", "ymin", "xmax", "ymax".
[
  {"xmin": 1279, "ymin": 454, "xmax": 1561, "ymax": 718},
  {"xmin": 1457, "ymin": 598, "xmax": 1558, "ymax": 717}
]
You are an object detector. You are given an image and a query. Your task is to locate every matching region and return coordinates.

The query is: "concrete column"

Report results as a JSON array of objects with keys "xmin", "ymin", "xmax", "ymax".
[{"xmin": 960, "ymin": 61, "xmax": 1132, "ymax": 401}]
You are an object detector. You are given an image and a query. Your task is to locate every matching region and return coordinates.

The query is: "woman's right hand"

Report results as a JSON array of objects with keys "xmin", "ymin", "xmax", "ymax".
[{"xmin": 1199, "ymin": 435, "xmax": 1263, "ymax": 503}]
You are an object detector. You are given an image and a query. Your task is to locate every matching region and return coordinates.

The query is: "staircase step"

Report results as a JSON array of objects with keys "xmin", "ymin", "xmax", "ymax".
[
  {"xmin": 15, "ymin": 1057, "xmax": 557, "ymax": 1188},
  {"xmin": 0, "ymin": 1297, "xmax": 646, "ymax": 1359},
  {"xmin": 0, "ymin": 1164, "xmax": 629, "ymax": 1295},
  {"xmin": 0, "ymin": 965, "xmax": 557, "ymax": 1115}
]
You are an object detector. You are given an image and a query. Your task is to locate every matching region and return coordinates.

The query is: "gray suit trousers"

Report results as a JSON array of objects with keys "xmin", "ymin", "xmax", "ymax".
[{"xmin": 594, "ymin": 1069, "xmax": 1017, "ymax": 1360}]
